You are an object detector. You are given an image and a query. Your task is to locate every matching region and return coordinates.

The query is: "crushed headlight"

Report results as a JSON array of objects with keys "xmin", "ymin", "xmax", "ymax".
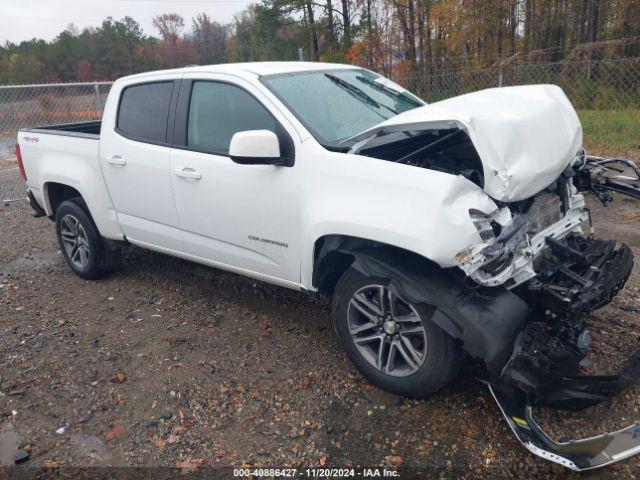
[
  {"xmin": 469, "ymin": 209, "xmax": 502, "ymax": 243},
  {"xmin": 481, "ymin": 215, "xmax": 529, "ymax": 274}
]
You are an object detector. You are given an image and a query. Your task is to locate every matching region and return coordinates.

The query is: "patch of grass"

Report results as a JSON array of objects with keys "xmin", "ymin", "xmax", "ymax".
[{"xmin": 578, "ymin": 110, "xmax": 640, "ymax": 161}]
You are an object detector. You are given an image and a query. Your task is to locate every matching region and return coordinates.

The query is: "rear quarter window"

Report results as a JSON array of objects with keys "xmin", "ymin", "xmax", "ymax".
[{"xmin": 117, "ymin": 82, "xmax": 174, "ymax": 143}]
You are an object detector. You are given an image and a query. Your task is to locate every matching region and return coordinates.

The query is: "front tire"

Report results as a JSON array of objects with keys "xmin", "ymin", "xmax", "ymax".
[
  {"xmin": 332, "ymin": 267, "xmax": 464, "ymax": 398},
  {"xmin": 55, "ymin": 198, "xmax": 117, "ymax": 279}
]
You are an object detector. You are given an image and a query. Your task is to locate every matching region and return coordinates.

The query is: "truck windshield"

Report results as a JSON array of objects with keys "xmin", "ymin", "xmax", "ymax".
[{"xmin": 261, "ymin": 69, "xmax": 424, "ymax": 149}]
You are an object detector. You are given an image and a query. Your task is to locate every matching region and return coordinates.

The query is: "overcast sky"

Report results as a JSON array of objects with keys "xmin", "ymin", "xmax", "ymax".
[{"xmin": 0, "ymin": 0, "xmax": 255, "ymax": 44}]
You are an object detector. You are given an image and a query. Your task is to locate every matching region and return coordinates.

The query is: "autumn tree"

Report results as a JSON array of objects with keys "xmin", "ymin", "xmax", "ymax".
[
  {"xmin": 1, "ymin": 1, "xmax": 639, "ymax": 86},
  {"xmin": 192, "ymin": 13, "xmax": 229, "ymax": 64},
  {"xmin": 152, "ymin": 13, "xmax": 185, "ymax": 47}
]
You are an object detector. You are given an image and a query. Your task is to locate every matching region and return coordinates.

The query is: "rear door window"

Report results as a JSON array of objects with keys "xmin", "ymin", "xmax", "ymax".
[
  {"xmin": 187, "ymin": 81, "xmax": 276, "ymax": 154},
  {"xmin": 117, "ymin": 81, "xmax": 174, "ymax": 143}
]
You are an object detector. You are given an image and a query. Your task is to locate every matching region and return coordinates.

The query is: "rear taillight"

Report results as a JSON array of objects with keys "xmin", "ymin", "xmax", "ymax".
[{"xmin": 15, "ymin": 143, "xmax": 26, "ymax": 181}]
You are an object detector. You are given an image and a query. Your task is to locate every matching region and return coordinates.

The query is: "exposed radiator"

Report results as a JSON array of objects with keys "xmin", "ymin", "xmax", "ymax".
[{"xmin": 523, "ymin": 191, "xmax": 563, "ymax": 236}]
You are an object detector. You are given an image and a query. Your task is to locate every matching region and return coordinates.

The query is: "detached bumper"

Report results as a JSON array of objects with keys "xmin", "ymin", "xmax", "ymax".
[
  {"xmin": 526, "ymin": 235, "xmax": 634, "ymax": 321},
  {"xmin": 490, "ymin": 383, "xmax": 640, "ymax": 471},
  {"xmin": 489, "ymin": 235, "xmax": 640, "ymax": 470}
]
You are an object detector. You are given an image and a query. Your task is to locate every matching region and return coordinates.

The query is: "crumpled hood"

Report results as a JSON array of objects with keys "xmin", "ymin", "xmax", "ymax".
[{"xmin": 349, "ymin": 84, "xmax": 583, "ymax": 202}]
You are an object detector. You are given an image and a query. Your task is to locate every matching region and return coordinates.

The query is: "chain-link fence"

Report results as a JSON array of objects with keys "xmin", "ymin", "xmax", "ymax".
[
  {"xmin": 408, "ymin": 57, "xmax": 640, "ymax": 163},
  {"xmin": 1, "ymin": 59, "xmax": 639, "ymax": 203},
  {"xmin": 1, "ymin": 82, "xmax": 111, "ymax": 203},
  {"xmin": 409, "ymin": 57, "xmax": 640, "ymax": 108}
]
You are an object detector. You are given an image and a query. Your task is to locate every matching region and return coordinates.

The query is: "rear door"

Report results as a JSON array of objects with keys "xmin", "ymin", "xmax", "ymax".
[
  {"xmin": 169, "ymin": 75, "xmax": 300, "ymax": 285},
  {"xmin": 100, "ymin": 79, "xmax": 183, "ymax": 251}
]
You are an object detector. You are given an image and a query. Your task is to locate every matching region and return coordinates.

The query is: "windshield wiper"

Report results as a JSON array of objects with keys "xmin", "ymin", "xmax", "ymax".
[
  {"xmin": 355, "ymin": 74, "xmax": 422, "ymax": 108},
  {"xmin": 324, "ymin": 73, "xmax": 398, "ymax": 115}
]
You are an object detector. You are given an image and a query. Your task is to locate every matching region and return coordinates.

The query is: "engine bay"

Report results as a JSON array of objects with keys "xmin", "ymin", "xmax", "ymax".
[{"xmin": 354, "ymin": 128, "xmax": 485, "ymax": 188}]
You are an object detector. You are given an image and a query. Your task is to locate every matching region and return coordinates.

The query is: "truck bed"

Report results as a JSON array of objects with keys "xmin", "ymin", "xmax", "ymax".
[
  {"xmin": 23, "ymin": 120, "xmax": 101, "ymax": 139},
  {"xmin": 18, "ymin": 120, "xmax": 104, "ymax": 217}
]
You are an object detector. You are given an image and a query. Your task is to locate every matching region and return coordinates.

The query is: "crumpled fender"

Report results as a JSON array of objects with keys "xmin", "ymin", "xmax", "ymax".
[{"xmin": 345, "ymin": 247, "xmax": 529, "ymax": 371}]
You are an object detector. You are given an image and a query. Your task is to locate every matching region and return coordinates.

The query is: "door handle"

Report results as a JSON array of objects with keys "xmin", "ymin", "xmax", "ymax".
[
  {"xmin": 106, "ymin": 155, "xmax": 126, "ymax": 166},
  {"xmin": 174, "ymin": 168, "xmax": 202, "ymax": 180}
]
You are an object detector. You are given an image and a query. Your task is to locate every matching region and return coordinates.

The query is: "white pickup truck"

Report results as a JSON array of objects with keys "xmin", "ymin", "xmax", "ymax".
[{"xmin": 16, "ymin": 62, "xmax": 640, "ymax": 470}]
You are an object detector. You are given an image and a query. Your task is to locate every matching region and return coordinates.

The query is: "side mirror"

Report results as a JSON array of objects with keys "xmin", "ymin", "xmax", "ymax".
[{"xmin": 229, "ymin": 130, "xmax": 288, "ymax": 166}]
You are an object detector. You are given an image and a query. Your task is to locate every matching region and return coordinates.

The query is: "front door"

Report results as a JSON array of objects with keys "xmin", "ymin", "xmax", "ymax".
[
  {"xmin": 100, "ymin": 79, "xmax": 183, "ymax": 251},
  {"xmin": 169, "ymin": 77, "xmax": 300, "ymax": 284}
]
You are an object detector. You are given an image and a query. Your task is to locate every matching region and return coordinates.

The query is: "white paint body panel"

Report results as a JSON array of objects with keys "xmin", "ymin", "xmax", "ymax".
[
  {"xmin": 229, "ymin": 130, "xmax": 281, "ymax": 158},
  {"xmin": 350, "ymin": 84, "xmax": 583, "ymax": 202},
  {"xmin": 18, "ymin": 133, "xmax": 123, "ymax": 239},
  {"xmin": 17, "ymin": 62, "xmax": 585, "ymax": 292},
  {"xmin": 99, "ymin": 78, "xmax": 183, "ymax": 251},
  {"xmin": 169, "ymin": 147, "xmax": 302, "ymax": 281},
  {"xmin": 168, "ymin": 72, "xmax": 302, "ymax": 281}
]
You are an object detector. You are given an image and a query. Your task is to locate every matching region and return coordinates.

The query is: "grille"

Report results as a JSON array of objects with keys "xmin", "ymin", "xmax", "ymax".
[{"xmin": 523, "ymin": 191, "xmax": 563, "ymax": 236}]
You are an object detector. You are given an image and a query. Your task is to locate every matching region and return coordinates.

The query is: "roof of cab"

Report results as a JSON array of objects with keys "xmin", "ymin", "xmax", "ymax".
[{"xmin": 117, "ymin": 61, "xmax": 357, "ymax": 83}]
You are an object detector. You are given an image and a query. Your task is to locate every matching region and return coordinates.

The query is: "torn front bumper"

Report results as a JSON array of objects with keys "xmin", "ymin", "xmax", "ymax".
[
  {"xmin": 488, "ymin": 234, "xmax": 640, "ymax": 470},
  {"xmin": 490, "ymin": 382, "xmax": 640, "ymax": 471},
  {"xmin": 339, "ymin": 229, "xmax": 639, "ymax": 469}
]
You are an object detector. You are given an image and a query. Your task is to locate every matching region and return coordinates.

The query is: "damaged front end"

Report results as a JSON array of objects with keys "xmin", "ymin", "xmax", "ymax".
[
  {"xmin": 345, "ymin": 157, "xmax": 640, "ymax": 469},
  {"xmin": 343, "ymin": 84, "xmax": 640, "ymax": 469},
  {"xmin": 338, "ymin": 193, "xmax": 639, "ymax": 469},
  {"xmin": 489, "ymin": 381, "xmax": 640, "ymax": 471},
  {"xmin": 457, "ymin": 158, "xmax": 640, "ymax": 470},
  {"xmin": 504, "ymin": 234, "xmax": 635, "ymax": 412},
  {"xmin": 489, "ymin": 231, "xmax": 640, "ymax": 470}
]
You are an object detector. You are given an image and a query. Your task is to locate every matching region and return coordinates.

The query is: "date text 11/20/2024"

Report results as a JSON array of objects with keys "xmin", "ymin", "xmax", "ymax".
[{"xmin": 233, "ymin": 468, "xmax": 400, "ymax": 477}]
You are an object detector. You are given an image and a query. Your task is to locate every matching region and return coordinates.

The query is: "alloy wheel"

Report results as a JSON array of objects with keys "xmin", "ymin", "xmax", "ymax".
[
  {"xmin": 60, "ymin": 214, "xmax": 91, "ymax": 269},
  {"xmin": 347, "ymin": 284, "xmax": 428, "ymax": 377}
]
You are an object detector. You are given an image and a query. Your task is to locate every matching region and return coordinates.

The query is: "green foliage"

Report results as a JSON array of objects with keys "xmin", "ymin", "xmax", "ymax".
[
  {"xmin": 0, "ymin": 16, "xmax": 156, "ymax": 84},
  {"xmin": 0, "ymin": 0, "xmax": 638, "ymax": 91},
  {"xmin": 578, "ymin": 109, "xmax": 640, "ymax": 160},
  {"xmin": 4, "ymin": 52, "xmax": 45, "ymax": 83},
  {"xmin": 228, "ymin": 2, "xmax": 304, "ymax": 62},
  {"xmin": 93, "ymin": 17, "xmax": 151, "ymax": 79},
  {"xmin": 0, "ymin": 4, "xmax": 311, "ymax": 84}
]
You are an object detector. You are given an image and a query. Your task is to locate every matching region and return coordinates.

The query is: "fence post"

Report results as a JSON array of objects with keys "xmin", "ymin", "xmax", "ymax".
[
  {"xmin": 498, "ymin": 63, "xmax": 504, "ymax": 87},
  {"xmin": 93, "ymin": 81, "xmax": 103, "ymax": 111}
]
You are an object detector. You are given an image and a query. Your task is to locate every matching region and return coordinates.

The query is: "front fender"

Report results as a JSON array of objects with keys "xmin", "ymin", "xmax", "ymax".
[{"xmin": 300, "ymin": 156, "xmax": 498, "ymax": 288}]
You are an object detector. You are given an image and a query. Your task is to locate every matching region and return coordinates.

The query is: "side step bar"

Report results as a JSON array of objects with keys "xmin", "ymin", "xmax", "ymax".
[{"xmin": 489, "ymin": 383, "xmax": 640, "ymax": 471}]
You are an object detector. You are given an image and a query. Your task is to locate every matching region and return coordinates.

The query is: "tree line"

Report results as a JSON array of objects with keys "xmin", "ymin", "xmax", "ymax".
[{"xmin": 0, "ymin": 0, "xmax": 638, "ymax": 86}]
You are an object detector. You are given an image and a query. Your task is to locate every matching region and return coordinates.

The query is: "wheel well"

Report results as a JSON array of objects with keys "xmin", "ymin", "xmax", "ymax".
[
  {"xmin": 312, "ymin": 235, "xmax": 441, "ymax": 294},
  {"xmin": 46, "ymin": 183, "xmax": 82, "ymax": 216}
]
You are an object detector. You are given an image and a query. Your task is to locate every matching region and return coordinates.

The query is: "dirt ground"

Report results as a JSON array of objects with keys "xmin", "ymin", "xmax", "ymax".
[{"xmin": 2, "ymin": 166, "xmax": 640, "ymax": 477}]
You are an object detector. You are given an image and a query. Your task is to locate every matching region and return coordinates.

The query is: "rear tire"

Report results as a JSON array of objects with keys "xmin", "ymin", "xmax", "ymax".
[
  {"xmin": 332, "ymin": 267, "xmax": 464, "ymax": 398},
  {"xmin": 55, "ymin": 198, "xmax": 118, "ymax": 279}
]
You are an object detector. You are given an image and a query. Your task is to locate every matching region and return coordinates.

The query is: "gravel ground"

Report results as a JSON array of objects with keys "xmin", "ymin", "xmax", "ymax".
[
  {"xmin": 1, "ymin": 165, "xmax": 640, "ymax": 477},
  {"xmin": 1, "ymin": 165, "xmax": 25, "ymax": 203}
]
